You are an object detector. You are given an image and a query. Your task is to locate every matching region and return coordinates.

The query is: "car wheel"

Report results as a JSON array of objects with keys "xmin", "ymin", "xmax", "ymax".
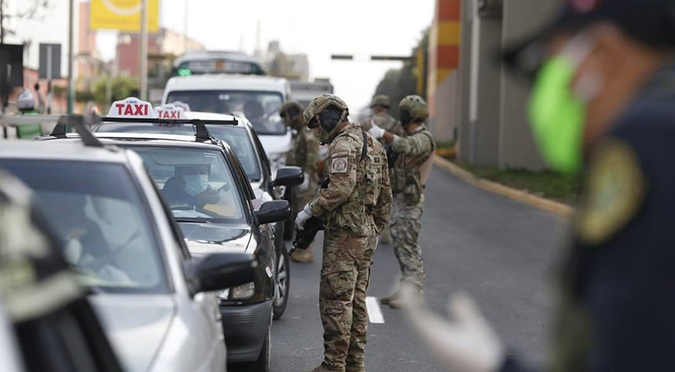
[
  {"xmin": 272, "ymin": 245, "xmax": 290, "ymax": 320},
  {"xmin": 230, "ymin": 325, "xmax": 271, "ymax": 372}
]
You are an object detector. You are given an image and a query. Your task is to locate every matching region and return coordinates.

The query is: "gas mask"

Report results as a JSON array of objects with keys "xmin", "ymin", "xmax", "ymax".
[
  {"xmin": 184, "ymin": 174, "xmax": 209, "ymax": 196},
  {"xmin": 399, "ymin": 108, "xmax": 413, "ymax": 127}
]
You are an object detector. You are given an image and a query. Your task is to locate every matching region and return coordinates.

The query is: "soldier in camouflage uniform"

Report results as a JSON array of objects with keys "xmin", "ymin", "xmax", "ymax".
[
  {"xmin": 280, "ymin": 101, "xmax": 320, "ymax": 263},
  {"xmin": 361, "ymin": 95, "xmax": 402, "ymax": 245},
  {"xmin": 368, "ymin": 95, "xmax": 435, "ymax": 309},
  {"xmin": 296, "ymin": 94, "xmax": 392, "ymax": 372}
]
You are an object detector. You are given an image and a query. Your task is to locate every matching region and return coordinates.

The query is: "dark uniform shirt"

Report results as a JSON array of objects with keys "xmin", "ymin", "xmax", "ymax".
[{"xmin": 502, "ymin": 62, "xmax": 675, "ymax": 372}]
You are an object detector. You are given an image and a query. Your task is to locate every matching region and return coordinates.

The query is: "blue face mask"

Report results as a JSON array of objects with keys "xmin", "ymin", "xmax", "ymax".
[{"xmin": 184, "ymin": 174, "xmax": 209, "ymax": 196}]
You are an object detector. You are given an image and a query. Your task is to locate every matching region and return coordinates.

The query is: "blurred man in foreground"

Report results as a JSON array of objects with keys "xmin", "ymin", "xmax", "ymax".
[
  {"xmin": 281, "ymin": 101, "xmax": 320, "ymax": 263},
  {"xmin": 400, "ymin": 0, "xmax": 675, "ymax": 371}
]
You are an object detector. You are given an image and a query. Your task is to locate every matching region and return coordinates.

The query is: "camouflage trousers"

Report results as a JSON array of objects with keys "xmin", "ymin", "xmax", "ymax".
[
  {"xmin": 390, "ymin": 193, "xmax": 425, "ymax": 292},
  {"xmin": 320, "ymin": 224, "xmax": 377, "ymax": 369}
]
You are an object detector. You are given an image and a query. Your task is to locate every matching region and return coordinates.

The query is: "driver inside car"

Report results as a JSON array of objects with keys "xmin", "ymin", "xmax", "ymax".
[
  {"xmin": 42, "ymin": 195, "xmax": 132, "ymax": 283},
  {"xmin": 163, "ymin": 164, "xmax": 220, "ymax": 208}
]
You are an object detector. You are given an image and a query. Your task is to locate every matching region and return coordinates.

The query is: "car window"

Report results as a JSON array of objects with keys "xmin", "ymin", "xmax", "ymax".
[
  {"xmin": 129, "ymin": 147, "xmax": 247, "ymax": 224},
  {"xmin": 0, "ymin": 160, "xmax": 169, "ymax": 294},
  {"xmin": 96, "ymin": 124, "xmax": 263, "ymax": 182},
  {"xmin": 166, "ymin": 90, "xmax": 286, "ymax": 135}
]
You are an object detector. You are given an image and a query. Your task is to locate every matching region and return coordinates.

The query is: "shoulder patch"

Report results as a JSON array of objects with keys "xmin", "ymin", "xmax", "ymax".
[
  {"xmin": 576, "ymin": 140, "xmax": 647, "ymax": 246},
  {"xmin": 330, "ymin": 156, "xmax": 350, "ymax": 175}
]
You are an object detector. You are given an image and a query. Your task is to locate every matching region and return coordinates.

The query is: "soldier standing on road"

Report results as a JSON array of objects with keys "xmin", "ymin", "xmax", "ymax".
[
  {"xmin": 361, "ymin": 95, "xmax": 402, "ymax": 246},
  {"xmin": 398, "ymin": 1, "xmax": 675, "ymax": 372},
  {"xmin": 280, "ymin": 101, "xmax": 320, "ymax": 263},
  {"xmin": 295, "ymin": 94, "xmax": 391, "ymax": 372},
  {"xmin": 368, "ymin": 95, "xmax": 436, "ymax": 308}
]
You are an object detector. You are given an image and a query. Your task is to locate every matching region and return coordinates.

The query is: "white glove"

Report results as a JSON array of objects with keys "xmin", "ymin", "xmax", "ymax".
[
  {"xmin": 295, "ymin": 204, "xmax": 313, "ymax": 230},
  {"xmin": 399, "ymin": 284, "xmax": 505, "ymax": 372},
  {"xmin": 368, "ymin": 122, "xmax": 386, "ymax": 139}
]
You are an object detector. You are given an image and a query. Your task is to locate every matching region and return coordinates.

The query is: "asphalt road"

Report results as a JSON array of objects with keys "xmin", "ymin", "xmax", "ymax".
[{"xmin": 271, "ymin": 166, "xmax": 570, "ymax": 372}]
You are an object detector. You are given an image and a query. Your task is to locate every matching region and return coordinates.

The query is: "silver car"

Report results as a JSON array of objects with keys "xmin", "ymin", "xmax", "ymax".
[{"xmin": 0, "ymin": 136, "xmax": 255, "ymax": 372}]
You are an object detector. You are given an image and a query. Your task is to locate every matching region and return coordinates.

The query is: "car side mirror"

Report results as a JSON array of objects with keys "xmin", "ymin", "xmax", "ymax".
[
  {"xmin": 255, "ymin": 200, "xmax": 291, "ymax": 225},
  {"xmin": 272, "ymin": 166, "xmax": 304, "ymax": 187},
  {"xmin": 186, "ymin": 253, "xmax": 256, "ymax": 296}
]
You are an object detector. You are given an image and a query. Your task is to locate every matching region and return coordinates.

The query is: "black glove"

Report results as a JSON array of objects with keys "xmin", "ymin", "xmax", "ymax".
[{"xmin": 291, "ymin": 216, "xmax": 324, "ymax": 254}]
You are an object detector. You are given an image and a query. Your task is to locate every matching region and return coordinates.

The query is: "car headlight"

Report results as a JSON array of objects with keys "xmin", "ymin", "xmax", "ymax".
[{"xmin": 218, "ymin": 282, "xmax": 255, "ymax": 301}]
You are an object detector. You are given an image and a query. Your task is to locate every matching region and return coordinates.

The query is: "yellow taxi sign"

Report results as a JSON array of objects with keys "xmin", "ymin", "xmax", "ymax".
[{"xmin": 90, "ymin": 0, "xmax": 160, "ymax": 33}]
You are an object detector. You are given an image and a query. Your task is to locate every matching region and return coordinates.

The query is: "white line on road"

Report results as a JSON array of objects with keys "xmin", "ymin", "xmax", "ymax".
[{"xmin": 366, "ymin": 297, "xmax": 385, "ymax": 324}]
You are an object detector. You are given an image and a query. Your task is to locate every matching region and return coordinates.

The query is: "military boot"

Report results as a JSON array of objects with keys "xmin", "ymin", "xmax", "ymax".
[
  {"xmin": 379, "ymin": 227, "xmax": 391, "ymax": 245},
  {"xmin": 388, "ymin": 289, "xmax": 423, "ymax": 309},
  {"xmin": 290, "ymin": 247, "xmax": 314, "ymax": 263},
  {"xmin": 379, "ymin": 289, "xmax": 399, "ymax": 305},
  {"xmin": 301, "ymin": 364, "xmax": 345, "ymax": 372},
  {"xmin": 345, "ymin": 364, "xmax": 366, "ymax": 372}
]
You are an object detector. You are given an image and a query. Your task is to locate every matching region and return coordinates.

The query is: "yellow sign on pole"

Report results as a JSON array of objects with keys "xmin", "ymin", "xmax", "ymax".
[{"xmin": 90, "ymin": 0, "xmax": 160, "ymax": 32}]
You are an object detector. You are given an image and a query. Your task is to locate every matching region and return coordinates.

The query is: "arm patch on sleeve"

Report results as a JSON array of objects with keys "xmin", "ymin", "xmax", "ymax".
[{"xmin": 330, "ymin": 156, "xmax": 350, "ymax": 175}]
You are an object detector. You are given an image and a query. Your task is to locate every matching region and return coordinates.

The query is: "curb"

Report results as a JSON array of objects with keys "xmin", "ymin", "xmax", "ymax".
[{"xmin": 433, "ymin": 156, "xmax": 574, "ymax": 216}]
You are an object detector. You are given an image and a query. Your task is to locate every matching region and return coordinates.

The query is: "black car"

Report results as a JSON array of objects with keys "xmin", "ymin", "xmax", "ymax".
[{"xmin": 41, "ymin": 120, "xmax": 301, "ymax": 372}]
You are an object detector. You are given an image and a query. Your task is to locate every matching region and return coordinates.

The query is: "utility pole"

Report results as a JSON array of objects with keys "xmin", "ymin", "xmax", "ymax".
[
  {"xmin": 139, "ymin": 0, "xmax": 148, "ymax": 101},
  {"xmin": 0, "ymin": 0, "xmax": 4, "ymax": 44},
  {"xmin": 183, "ymin": 0, "xmax": 189, "ymax": 53},
  {"xmin": 67, "ymin": 0, "xmax": 75, "ymax": 113}
]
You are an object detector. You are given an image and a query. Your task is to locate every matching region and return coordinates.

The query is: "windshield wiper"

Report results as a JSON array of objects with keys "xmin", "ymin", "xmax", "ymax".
[{"xmin": 176, "ymin": 218, "xmax": 210, "ymax": 223}]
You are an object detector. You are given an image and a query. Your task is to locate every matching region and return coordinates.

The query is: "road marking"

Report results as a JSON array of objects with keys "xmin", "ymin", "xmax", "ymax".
[{"xmin": 366, "ymin": 297, "xmax": 385, "ymax": 324}]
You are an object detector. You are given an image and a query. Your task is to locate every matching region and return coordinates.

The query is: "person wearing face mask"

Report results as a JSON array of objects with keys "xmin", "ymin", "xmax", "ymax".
[
  {"xmin": 280, "ymin": 101, "xmax": 320, "ymax": 263},
  {"xmin": 368, "ymin": 95, "xmax": 436, "ymax": 309},
  {"xmin": 362, "ymin": 95, "xmax": 403, "ymax": 246},
  {"xmin": 395, "ymin": 0, "xmax": 675, "ymax": 372},
  {"xmin": 163, "ymin": 164, "xmax": 219, "ymax": 208},
  {"xmin": 296, "ymin": 94, "xmax": 391, "ymax": 372}
]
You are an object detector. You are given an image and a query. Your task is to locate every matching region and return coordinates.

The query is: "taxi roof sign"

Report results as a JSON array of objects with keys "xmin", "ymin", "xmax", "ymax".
[
  {"xmin": 155, "ymin": 104, "xmax": 187, "ymax": 120},
  {"xmin": 108, "ymin": 97, "xmax": 156, "ymax": 118}
]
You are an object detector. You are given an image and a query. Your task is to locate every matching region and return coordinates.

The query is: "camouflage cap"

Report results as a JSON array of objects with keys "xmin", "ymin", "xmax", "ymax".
[
  {"xmin": 370, "ymin": 95, "xmax": 391, "ymax": 109},
  {"xmin": 303, "ymin": 94, "xmax": 349, "ymax": 128},
  {"xmin": 399, "ymin": 95, "xmax": 429, "ymax": 122}
]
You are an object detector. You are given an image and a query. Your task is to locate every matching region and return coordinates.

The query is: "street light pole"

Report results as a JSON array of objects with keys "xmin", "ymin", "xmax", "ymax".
[
  {"xmin": 67, "ymin": 0, "xmax": 75, "ymax": 113},
  {"xmin": 139, "ymin": 0, "xmax": 148, "ymax": 101}
]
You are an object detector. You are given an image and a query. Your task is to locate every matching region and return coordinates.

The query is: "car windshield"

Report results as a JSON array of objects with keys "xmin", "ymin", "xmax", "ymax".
[
  {"xmin": 129, "ymin": 147, "xmax": 247, "ymax": 224},
  {"xmin": 174, "ymin": 60, "xmax": 265, "ymax": 76},
  {"xmin": 166, "ymin": 90, "xmax": 286, "ymax": 135},
  {"xmin": 96, "ymin": 124, "xmax": 262, "ymax": 182},
  {"xmin": 0, "ymin": 160, "xmax": 168, "ymax": 294}
]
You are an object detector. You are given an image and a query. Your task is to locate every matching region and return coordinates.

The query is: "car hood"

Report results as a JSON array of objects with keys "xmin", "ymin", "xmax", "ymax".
[
  {"xmin": 258, "ymin": 132, "xmax": 291, "ymax": 155},
  {"xmin": 90, "ymin": 295, "xmax": 176, "ymax": 372},
  {"xmin": 179, "ymin": 223, "xmax": 252, "ymax": 255}
]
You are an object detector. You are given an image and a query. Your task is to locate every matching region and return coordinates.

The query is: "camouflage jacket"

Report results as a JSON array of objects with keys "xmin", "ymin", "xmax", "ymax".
[
  {"xmin": 390, "ymin": 124, "xmax": 435, "ymax": 197},
  {"xmin": 287, "ymin": 126, "xmax": 320, "ymax": 184},
  {"xmin": 309, "ymin": 123, "xmax": 392, "ymax": 236}
]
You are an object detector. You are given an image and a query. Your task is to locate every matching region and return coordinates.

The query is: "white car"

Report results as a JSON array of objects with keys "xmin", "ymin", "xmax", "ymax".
[
  {"xmin": 162, "ymin": 74, "xmax": 293, "ymax": 172},
  {"xmin": 0, "ymin": 122, "xmax": 256, "ymax": 372}
]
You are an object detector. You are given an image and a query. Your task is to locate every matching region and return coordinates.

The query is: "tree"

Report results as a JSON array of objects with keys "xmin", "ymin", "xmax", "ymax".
[
  {"xmin": 373, "ymin": 30, "xmax": 429, "ymax": 117},
  {"xmin": 0, "ymin": 0, "xmax": 54, "ymax": 44},
  {"xmin": 76, "ymin": 76, "xmax": 139, "ymax": 108}
]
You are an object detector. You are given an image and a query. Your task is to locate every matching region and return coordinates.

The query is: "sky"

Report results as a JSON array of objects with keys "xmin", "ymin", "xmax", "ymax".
[{"xmin": 9, "ymin": 0, "xmax": 436, "ymax": 111}]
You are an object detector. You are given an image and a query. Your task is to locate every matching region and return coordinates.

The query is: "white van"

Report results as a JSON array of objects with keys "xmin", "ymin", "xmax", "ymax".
[{"xmin": 162, "ymin": 74, "xmax": 293, "ymax": 172}]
